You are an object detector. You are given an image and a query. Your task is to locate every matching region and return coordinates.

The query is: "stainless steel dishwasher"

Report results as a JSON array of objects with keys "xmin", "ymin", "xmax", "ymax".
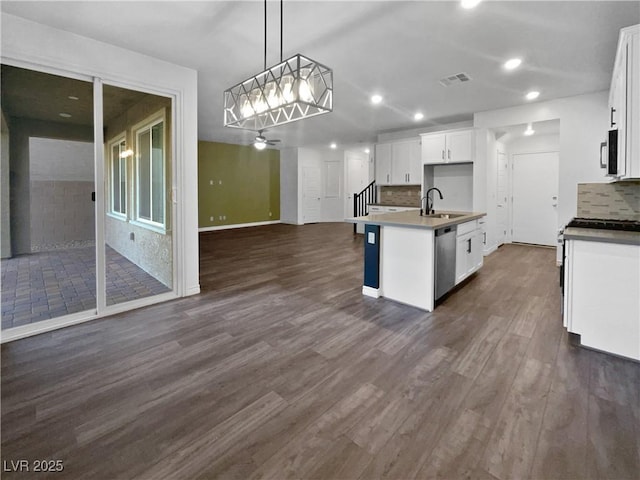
[{"xmin": 434, "ymin": 225, "xmax": 457, "ymax": 300}]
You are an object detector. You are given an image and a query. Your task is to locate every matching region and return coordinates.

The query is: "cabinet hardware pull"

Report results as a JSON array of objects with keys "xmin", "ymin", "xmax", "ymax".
[
  {"xmin": 610, "ymin": 107, "xmax": 616, "ymax": 128},
  {"xmin": 448, "ymin": 149, "xmax": 451, "ymax": 160},
  {"xmin": 599, "ymin": 142, "xmax": 607, "ymax": 168},
  {"xmin": 442, "ymin": 150, "xmax": 445, "ymax": 160},
  {"xmin": 467, "ymin": 238, "xmax": 471, "ymax": 253},
  {"xmin": 483, "ymin": 232, "xmax": 486, "ymax": 244}
]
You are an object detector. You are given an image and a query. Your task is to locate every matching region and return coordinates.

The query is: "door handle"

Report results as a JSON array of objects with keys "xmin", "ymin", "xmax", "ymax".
[{"xmin": 600, "ymin": 141, "xmax": 607, "ymax": 168}]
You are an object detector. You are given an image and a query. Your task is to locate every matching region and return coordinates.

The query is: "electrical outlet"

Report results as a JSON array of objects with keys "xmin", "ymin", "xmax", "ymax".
[
  {"xmin": 269, "ymin": 212, "xmax": 272, "ymax": 217},
  {"xmin": 219, "ymin": 215, "xmax": 223, "ymax": 220},
  {"xmin": 222, "ymin": 215, "xmax": 226, "ymax": 220},
  {"xmin": 209, "ymin": 216, "xmax": 214, "ymax": 221},
  {"xmin": 209, "ymin": 180, "xmax": 213, "ymax": 185},
  {"xmin": 219, "ymin": 180, "xmax": 222, "ymax": 185}
]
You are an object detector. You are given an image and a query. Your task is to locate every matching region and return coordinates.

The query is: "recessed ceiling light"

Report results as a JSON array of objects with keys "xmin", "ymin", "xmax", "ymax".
[
  {"xmin": 414, "ymin": 112, "xmax": 424, "ymax": 121},
  {"xmin": 370, "ymin": 94, "xmax": 383, "ymax": 105},
  {"xmin": 524, "ymin": 123, "xmax": 535, "ymax": 136},
  {"xmin": 68, "ymin": 96, "xmax": 79, "ymax": 100},
  {"xmin": 59, "ymin": 113, "xmax": 72, "ymax": 118},
  {"xmin": 364, "ymin": 148, "xmax": 370, "ymax": 154},
  {"xmin": 504, "ymin": 58, "xmax": 522, "ymax": 70},
  {"xmin": 330, "ymin": 142, "xmax": 337, "ymax": 149},
  {"xmin": 525, "ymin": 91, "xmax": 540, "ymax": 100},
  {"xmin": 461, "ymin": 0, "xmax": 482, "ymax": 9}
]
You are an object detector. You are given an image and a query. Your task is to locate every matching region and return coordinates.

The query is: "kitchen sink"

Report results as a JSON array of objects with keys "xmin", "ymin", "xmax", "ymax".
[{"xmin": 427, "ymin": 213, "xmax": 466, "ymax": 219}]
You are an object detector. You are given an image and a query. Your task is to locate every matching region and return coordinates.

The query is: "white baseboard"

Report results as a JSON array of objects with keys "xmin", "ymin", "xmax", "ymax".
[
  {"xmin": 199, "ymin": 220, "xmax": 281, "ymax": 232},
  {"xmin": 362, "ymin": 285, "xmax": 381, "ymax": 298},
  {"xmin": 185, "ymin": 284, "xmax": 201, "ymax": 296},
  {"xmin": 483, "ymin": 244, "xmax": 498, "ymax": 256}
]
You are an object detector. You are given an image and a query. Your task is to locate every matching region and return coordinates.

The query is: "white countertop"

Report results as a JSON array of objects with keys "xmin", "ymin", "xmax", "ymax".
[{"xmin": 346, "ymin": 210, "xmax": 486, "ymax": 230}]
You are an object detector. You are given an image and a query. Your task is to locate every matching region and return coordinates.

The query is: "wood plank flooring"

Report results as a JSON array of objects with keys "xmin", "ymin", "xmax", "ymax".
[{"xmin": 2, "ymin": 222, "xmax": 639, "ymax": 479}]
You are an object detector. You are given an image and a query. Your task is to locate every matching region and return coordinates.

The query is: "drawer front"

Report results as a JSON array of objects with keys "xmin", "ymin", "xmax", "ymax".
[{"xmin": 457, "ymin": 220, "xmax": 478, "ymax": 236}]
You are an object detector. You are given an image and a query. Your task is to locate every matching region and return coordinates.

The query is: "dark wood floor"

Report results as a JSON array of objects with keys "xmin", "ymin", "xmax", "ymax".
[{"xmin": 2, "ymin": 222, "xmax": 639, "ymax": 479}]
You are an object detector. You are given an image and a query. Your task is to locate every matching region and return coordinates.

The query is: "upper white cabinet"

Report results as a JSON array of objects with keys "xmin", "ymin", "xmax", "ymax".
[
  {"xmin": 375, "ymin": 138, "xmax": 421, "ymax": 185},
  {"xmin": 375, "ymin": 143, "xmax": 392, "ymax": 185},
  {"xmin": 421, "ymin": 129, "xmax": 474, "ymax": 165},
  {"xmin": 607, "ymin": 24, "xmax": 639, "ymax": 179}
]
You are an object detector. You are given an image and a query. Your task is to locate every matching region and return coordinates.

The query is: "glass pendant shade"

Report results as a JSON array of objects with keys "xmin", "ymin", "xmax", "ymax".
[{"xmin": 224, "ymin": 54, "xmax": 333, "ymax": 130}]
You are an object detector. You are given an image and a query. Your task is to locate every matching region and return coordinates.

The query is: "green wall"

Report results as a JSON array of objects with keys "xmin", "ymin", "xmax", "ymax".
[{"xmin": 198, "ymin": 141, "xmax": 280, "ymax": 227}]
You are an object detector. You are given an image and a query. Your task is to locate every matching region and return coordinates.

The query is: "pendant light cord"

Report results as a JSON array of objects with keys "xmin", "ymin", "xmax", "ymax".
[
  {"xmin": 280, "ymin": 0, "xmax": 283, "ymax": 62},
  {"xmin": 264, "ymin": 0, "xmax": 267, "ymax": 70}
]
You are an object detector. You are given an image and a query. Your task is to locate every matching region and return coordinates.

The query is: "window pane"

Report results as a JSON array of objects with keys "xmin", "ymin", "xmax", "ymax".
[
  {"xmin": 138, "ymin": 130, "xmax": 151, "ymax": 220},
  {"xmin": 151, "ymin": 123, "xmax": 164, "ymax": 224},
  {"xmin": 112, "ymin": 145, "xmax": 120, "ymax": 213}
]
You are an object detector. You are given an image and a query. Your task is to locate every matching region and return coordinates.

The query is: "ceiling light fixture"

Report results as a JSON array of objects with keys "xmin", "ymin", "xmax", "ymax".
[
  {"xmin": 254, "ymin": 140, "xmax": 267, "ymax": 150},
  {"xmin": 364, "ymin": 148, "xmax": 370, "ymax": 154},
  {"xmin": 461, "ymin": 0, "xmax": 482, "ymax": 9},
  {"xmin": 371, "ymin": 94, "xmax": 383, "ymax": 105},
  {"xmin": 525, "ymin": 90, "xmax": 540, "ymax": 100},
  {"xmin": 504, "ymin": 58, "xmax": 522, "ymax": 70},
  {"xmin": 120, "ymin": 148, "xmax": 134, "ymax": 159},
  {"xmin": 330, "ymin": 142, "xmax": 337, "ymax": 149},
  {"xmin": 414, "ymin": 112, "xmax": 424, "ymax": 121},
  {"xmin": 59, "ymin": 113, "xmax": 72, "ymax": 118},
  {"xmin": 524, "ymin": 123, "xmax": 535, "ymax": 136},
  {"xmin": 223, "ymin": 0, "xmax": 333, "ymax": 131}
]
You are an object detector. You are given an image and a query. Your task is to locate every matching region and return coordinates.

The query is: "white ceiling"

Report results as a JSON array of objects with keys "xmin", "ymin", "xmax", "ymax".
[{"xmin": 2, "ymin": 1, "xmax": 639, "ymax": 149}]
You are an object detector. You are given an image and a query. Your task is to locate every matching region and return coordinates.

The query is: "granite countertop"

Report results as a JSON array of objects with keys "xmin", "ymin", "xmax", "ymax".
[
  {"xmin": 346, "ymin": 210, "xmax": 486, "ymax": 230},
  {"xmin": 564, "ymin": 227, "xmax": 640, "ymax": 246}
]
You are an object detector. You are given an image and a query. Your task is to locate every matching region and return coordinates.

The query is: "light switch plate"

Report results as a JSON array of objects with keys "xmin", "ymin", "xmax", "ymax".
[{"xmin": 367, "ymin": 232, "xmax": 375, "ymax": 244}]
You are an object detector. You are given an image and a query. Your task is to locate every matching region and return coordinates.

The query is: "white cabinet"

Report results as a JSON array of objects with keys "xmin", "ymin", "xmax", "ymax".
[
  {"xmin": 375, "ymin": 138, "xmax": 421, "ymax": 185},
  {"xmin": 375, "ymin": 143, "xmax": 392, "ymax": 185},
  {"xmin": 421, "ymin": 129, "xmax": 474, "ymax": 165},
  {"xmin": 563, "ymin": 238, "xmax": 640, "ymax": 361},
  {"xmin": 607, "ymin": 25, "xmax": 639, "ymax": 179},
  {"xmin": 455, "ymin": 220, "xmax": 483, "ymax": 285}
]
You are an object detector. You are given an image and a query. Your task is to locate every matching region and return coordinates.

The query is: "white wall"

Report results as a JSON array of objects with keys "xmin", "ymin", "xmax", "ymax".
[
  {"xmin": 430, "ymin": 163, "xmax": 473, "ymax": 212},
  {"xmin": 475, "ymin": 91, "xmax": 609, "ymax": 261},
  {"xmin": 280, "ymin": 148, "xmax": 300, "ymax": 225},
  {"xmin": 2, "ymin": 15, "xmax": 199, "ymax": 303},
  {"xmin": 506, "ymin": 133, "xmax": 560, "ymax": 154},
  {"xmin": 1, "ymin": 110, "xmax": 10, "ymax": 258}
]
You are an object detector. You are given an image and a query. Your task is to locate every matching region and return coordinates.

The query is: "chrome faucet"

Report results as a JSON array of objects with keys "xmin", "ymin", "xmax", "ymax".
[{"xmin": 420, "ymin": 187, "xmax": 444, "ymax": 216}]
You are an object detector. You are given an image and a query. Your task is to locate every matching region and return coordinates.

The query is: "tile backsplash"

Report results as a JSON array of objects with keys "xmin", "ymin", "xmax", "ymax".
[
  {"xmin": 576, "ymin": 181, "xmax": 640, "ymax": 221},
  {"xmin": 378, "ymin": 185, "xmax": 421, "ymax": 206}
]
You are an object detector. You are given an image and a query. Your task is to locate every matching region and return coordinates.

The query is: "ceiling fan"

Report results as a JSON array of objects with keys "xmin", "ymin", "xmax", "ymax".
[{"xmin": 253, "ymin": 129, "xmax": 281, "ymax": 150}]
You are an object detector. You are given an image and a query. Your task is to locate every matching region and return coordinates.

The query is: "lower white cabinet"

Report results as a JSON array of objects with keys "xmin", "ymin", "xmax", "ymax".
[
  {"xmin": 455, "ymin": 220, "xmax": 483, "ymax": 284},
  {"xmin": 563, "ymin": 238, "xmax": 639, "ymax": 360}
]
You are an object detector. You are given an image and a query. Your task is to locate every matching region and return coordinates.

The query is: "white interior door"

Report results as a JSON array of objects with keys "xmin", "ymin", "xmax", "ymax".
[
  {"xmin": 496, "ymin": 151, "xmax": 509, "ymax": 246},
  {"xmin": 512, "ymin": 152, "xmax": 559, "ymax": 246},
  {"xmin": 302, "ymin": 165, "xmax": 321, "ymax": 224},
  {"xmin": 345, "ymin": 150, "xmax": 369, "ymax": 218}
]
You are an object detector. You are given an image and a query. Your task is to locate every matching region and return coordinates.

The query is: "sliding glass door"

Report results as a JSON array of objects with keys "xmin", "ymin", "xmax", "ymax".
[
  {"xmin": 102, "ymin": 84, "xmax": 173, "ymax": 307},
  {"xmin": 1, "ymin": 64, "xmax": 175, "ymax": 335},
  {"xmin": 1, "ymin": 64, "xmax": 96, "ymax": 329}
]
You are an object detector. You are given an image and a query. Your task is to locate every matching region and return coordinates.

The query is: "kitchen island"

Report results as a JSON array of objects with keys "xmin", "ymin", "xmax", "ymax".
[{"xmin": 347, "ymin": 210, "xmax": 486, "ymax": 311}]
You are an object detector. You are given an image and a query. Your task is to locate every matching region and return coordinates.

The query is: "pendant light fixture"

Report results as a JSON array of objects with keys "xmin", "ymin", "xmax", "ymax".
[{"xmin": 223, "ymin": 0, "xmax": 333, "ymax": 130}]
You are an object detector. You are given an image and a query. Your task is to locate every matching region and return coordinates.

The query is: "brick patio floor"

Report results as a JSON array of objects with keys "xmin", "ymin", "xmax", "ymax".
[{"xmin": 1, "ymin": 246, "xmax": 171, "ymax": 330}]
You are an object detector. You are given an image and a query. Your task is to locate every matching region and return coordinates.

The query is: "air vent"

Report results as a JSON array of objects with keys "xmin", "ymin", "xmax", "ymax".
[{"xmin": 439, "ymin": 72, "xmax": 472, "ymax": 87}]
